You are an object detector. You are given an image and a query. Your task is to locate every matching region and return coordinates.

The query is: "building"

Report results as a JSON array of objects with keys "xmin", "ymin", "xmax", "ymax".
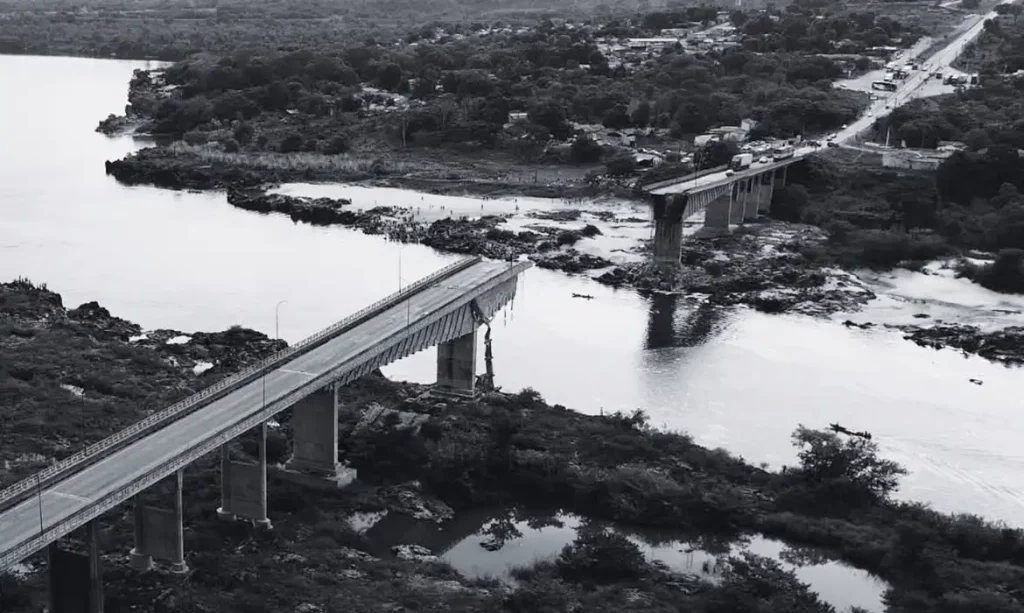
[{"xmin": 882, "ymin": 148, "xmax": 953, "ymax": 171}]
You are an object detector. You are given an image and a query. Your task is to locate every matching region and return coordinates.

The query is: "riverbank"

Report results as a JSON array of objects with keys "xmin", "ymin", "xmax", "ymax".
[{"xmin": 2, "ymin": 279, "xmax": 1024, "ymax": 612}]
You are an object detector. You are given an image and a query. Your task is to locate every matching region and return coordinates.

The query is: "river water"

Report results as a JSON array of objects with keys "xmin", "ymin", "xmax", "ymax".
[{"xmin": 2, "ymin": 55, "xmax": 1023, "ymax": 535}]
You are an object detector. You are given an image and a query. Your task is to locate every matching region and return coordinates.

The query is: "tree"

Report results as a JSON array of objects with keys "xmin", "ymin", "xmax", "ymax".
[
  {"xmin": 527, "ymin": 100, "xmax": 571, "ymax": 140},
  {"xmin": 788, "ymin": 426, "xmax": 908, "ymax": 507},
  {"xmin": 279, "ymin": 134, "xmax": 303, "ymax": 153},
  {"xmin": 233, "ymin": 123, "xmax": 254, "ymax": 144},
  {"xmin": 324, "ymin": 135, "xmax": 349, "ymax": 155},
  {"xmin": 602, "ymin": 105, "xmax": 632, "ymax": 130},
  {"xmin": 570, "ymin": 136, "xmax": 603, "ymax": 163},
  {"xmin": 606, "ymin": 155, "xmax": 637, "ymax": 176},
  {"xmin": 376, "ymin": 63, "xmax": 403, "ymax": 90}
]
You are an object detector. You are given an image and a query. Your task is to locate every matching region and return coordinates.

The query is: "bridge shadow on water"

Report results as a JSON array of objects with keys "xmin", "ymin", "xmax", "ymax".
[{"xmin": 644, "ymin": 293, "xmax": 727, "ymax": 352}]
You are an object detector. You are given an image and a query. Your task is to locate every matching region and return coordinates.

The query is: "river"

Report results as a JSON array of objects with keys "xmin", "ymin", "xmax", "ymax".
[{"xmin": 1, "ymin": 55, "xmax": 1023, "ymax": 533}]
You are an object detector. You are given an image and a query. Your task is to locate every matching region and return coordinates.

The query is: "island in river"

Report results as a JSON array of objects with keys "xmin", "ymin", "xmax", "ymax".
[{"xmin": 2, "ymin": 278, "xmax": 1024, "ymax": 613}]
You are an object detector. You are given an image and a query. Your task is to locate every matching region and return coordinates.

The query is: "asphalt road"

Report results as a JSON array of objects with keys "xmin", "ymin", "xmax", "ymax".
[
  {"xmin": 0, "ymin": 259, "xmax": 518, "ymax": 570},
  {"xmin": 651, "ymin": 8, "xmax": 1013, "ymax": 197}
]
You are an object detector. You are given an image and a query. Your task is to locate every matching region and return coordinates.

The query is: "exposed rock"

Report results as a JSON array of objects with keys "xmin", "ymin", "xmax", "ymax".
[
  {"xmin": 898, "ymin": 324, "xmax": 1024, "ymax": 365},
  {"xmin": 354, "ymin": 403, "xmax": 429, "ymax": 435},
  {"xmin": 379, "ymin": 483, "xmax": 454, "ymax": 523},
  {"xmin": 392, "ymin": 544, "xmax": 438, "ymax": 562},
  {"xmin": 597, "ymin": 223, "xmax": 876, "ymax": 316}
]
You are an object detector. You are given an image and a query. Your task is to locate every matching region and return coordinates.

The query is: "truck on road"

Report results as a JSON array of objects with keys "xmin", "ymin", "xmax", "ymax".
[{"xmin": 730, "ymin": 153, "xmax": 753, "ymax": 171}]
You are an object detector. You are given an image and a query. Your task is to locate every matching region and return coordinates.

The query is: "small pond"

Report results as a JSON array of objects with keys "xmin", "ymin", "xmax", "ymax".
[{"xmin": 350, "ymin": 508, "xmax": 888, "ymax": 613}]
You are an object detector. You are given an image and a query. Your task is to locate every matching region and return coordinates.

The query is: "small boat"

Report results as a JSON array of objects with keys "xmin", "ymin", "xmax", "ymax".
[{"xmin": 572, "ymin": 293, "xmax": 594, "ymax": 300}]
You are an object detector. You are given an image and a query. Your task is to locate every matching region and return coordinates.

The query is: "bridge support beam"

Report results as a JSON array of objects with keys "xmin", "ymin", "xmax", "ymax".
[
  {"xmin": 774, "ymin": 166, "xmax": 787, "ymax": 193},
  {"xmin": 280, "ymin": 386, "xmax": 356, "ymax": 488},
  {"xmin": 744, "ymin": 175, "xmax": 763, "ymax": 220},
  {"xmin": 218, "ymin": 423, "xmax": 273, "ymax": 528},
  {"xmin": 650, "ymin": 194, "xmax": 687, "ymax": 264},
  {"xmin": 704, "ymin": 192, "xmax": 732, "ymax": 232},
  {"xmin": 729, "ymin": 181, "xmax": 745, "ymax": 225},
  {"xmin": 436, "ymin": 330, "xmax": 478, "ymax": 396},
  {"xmin": 129, "ymin": 469, "xmax": 187, "ymax": 573},
  {"xmin": 757, "ymin": 172, "xmax": 775, "ymax": 214},
  {"xmin": 47, "ymin": 520, "xmax": 104, "ymax": 613}
]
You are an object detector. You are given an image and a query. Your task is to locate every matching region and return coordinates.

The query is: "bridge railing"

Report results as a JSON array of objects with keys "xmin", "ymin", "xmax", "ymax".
[
  {"xmin": 0, "ymin": 257, "xmax": 530, "ymax": 573},
  {"xmin": 641, "ymin": 164, "xmax": 729, "ymax": 193},
  {"xmin": 0, "ymin": 256, "xmax": 481, "ymax": 512}
]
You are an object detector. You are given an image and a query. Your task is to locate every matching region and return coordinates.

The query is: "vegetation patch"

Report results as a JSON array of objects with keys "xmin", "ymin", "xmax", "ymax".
[{"xmin": 3, "ymin": 281, "xmax": 1024, "ymax": 613}]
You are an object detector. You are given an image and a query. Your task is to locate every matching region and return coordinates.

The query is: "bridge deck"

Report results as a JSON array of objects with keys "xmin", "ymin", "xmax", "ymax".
[
  {"xmin": 648, "ymin": 148, "xmax": 811, "ymax": 196},
  {"xmin": 0, "ymin": 259, "xmax": 524, "ymax": 570}
]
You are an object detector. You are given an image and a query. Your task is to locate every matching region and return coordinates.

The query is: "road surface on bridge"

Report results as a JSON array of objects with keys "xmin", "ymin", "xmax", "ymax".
[
  {"xmin": 0, "ymin": 259, "xmax": 520, "ymax": 571},
  {"xmin": 649, "ymin": 6, "xmax": 1012, "ymax": 197}
]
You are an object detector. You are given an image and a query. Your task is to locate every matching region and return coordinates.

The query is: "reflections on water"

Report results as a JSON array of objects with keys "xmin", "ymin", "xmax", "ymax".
[{"xmin": 351, "ymin": 508, "xmax": 888, "ymax": 613}]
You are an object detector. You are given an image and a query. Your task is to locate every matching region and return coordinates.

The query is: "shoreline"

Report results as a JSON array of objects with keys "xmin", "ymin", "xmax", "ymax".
[{"xmin": 2, "ymin": 279, "xmax": 1024, "ymax": 612}]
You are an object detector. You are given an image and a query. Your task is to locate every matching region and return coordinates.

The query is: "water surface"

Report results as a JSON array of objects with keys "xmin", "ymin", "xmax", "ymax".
[{"xmin": 1, "ymin": 54, "xmax": 1022, "ymax": 526}]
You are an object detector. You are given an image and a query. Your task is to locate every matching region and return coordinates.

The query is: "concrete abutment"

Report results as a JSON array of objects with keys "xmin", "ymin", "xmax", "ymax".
[{"xmin": 651, "ymin": 193, "xmax": 687, "ymax": 264}]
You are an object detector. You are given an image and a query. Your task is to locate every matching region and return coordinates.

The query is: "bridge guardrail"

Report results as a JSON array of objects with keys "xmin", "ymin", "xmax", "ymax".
[
  {"xmin": 0, "ymin": 256, "xmax": 526, "ymax": 572},
  {"xmin": 0, "ymin": 256, "xmax": 481, "ymax": 512},
  {"xmin": 641, "ymin": 164, "xmax": 729, "ymax": 193}
]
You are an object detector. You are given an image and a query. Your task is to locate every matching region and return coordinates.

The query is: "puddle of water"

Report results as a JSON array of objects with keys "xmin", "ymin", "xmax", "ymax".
[{"xmin": 350, "ymin": 509, "xmax": 887, "ymax": 613}]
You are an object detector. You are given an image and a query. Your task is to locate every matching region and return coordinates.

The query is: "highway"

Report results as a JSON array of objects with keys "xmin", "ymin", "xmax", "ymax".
[
  {"xmin": 0, "ymin": 258, "xmax": 525, "ymax": 571},
  {"xmin": 650, "ymin": 5, "xmax": 1012, "ymax": 197}
]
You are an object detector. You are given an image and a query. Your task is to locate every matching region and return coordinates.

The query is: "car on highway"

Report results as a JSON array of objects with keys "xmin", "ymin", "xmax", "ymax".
[
  {"xmin": 827, "ymin": 142, "xmax": 839, "ymax": 148},
  {"xmin": 758, "ymin": 156, "xmax": 770, "ymax": 164}
]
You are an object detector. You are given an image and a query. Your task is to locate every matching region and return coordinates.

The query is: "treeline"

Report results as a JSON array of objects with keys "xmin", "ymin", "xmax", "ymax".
[
  {"xmin": 733, "ymin": 7, "xmax": 922, "ymax": 54},
  {"xmin": 132, "ymin": 18, "xmax": 865, "ymax": 157}
]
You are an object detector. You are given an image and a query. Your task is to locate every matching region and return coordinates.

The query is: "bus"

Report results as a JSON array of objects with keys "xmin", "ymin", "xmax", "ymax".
[
  {"xmin": 871, "ymin": 80, "xmax": 898, "ymax": 92},
  {"xmin": 771, "ymin": 145, "xmax": 794, "ymax": 161}
]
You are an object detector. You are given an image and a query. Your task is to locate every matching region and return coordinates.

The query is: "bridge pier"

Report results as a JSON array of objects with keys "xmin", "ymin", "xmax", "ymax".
[
  {"xmin": 729, "ymin": 181, "xmax": 745, "ymax": 225},
  {"xmin": 774, "ymin": 166, "xmax": 787, "ymax": 193},
  {"xmin": 280, "ymin": 386, "xmax": 356, "ymax": 488},
  {"xmin": 744, "ymin": 175, "xmax": 764, "ymax": 220},
  {"xmin": 129, "ymin": 469, "xmax": 187, "ymax": 573},
  {"xmin": 757, "ymin": 172, "xmax": 774, "ymax": 214},
  {"xmin": 704, "ymin": 191, "xmax": 732, "ymax": 232},
  {"xmin": 47, "ymin": 520, "xmax": 104, "ymax": 613},
  {"xmin": 436, "ymin": 330, "xmax": 478, "ymax": 396},
  {"xmin": 651, "ymin": 194, "xmax": 687, "ymax": 264},
  {"xmin": 217, "ymin": 422, "xmax": 272, "ymax": 528}
]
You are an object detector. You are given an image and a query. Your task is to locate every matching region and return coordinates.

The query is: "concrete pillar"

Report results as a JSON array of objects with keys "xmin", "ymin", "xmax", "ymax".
[
  {"xmin": 221, "ymin": 424, "xmax": 272, "ymax": 529},
  {"xmin": 48, "ymin": 532, "xmax": 103, "ymax": 613},
  {"xmin": 437, "ymin": 331, "xmax": 477, "ymax": 395},
  {"xmin": 651, "ymin": 194, "xmax": 686, "ymax": 264},
  {"xmin": 87, "ymin": 520, "xmax": 103, "ymax": 613},
  {"xmin": 216, "ymin": 445, "xmax": 235, "ymax": 521},
  {"xmin": 744, "ymin": 175, "xmax": 762, "ymax": 220},
  {"xmin": 758, "ymin": 172, "xmax": 775, "ymax": 213},
  {"xmin": 704, "ymin": 192, "xmax": 732, "ymax": 230},
  {"xmin": 774, "ymin": 166, "xmax": 787, "ymax": 193},
  {"xmin": 128, "ymin": 496, "xmax": 152, "ymax": 572},
  {"xmin": 729, "ymin": 179, "xmax": 746, "ymax": 225},
  {"xmin": 128, "ymin": 471, "xmax": 187, "ymax": 573},
  {"xmin": 286, "ymin": 387, "xmax": 339, "ymax": 477}
]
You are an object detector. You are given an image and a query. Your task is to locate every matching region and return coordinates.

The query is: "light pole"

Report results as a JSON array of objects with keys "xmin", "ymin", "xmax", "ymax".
[{"xmin": 275, "ymin": 300, "xmax": 288, "ymax": 340}]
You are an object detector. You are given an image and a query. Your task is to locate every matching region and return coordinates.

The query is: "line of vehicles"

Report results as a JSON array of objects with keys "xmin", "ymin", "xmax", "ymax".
[{"xmin": 728, "ymin": 145, "xmax": 794, "ymax": 172}]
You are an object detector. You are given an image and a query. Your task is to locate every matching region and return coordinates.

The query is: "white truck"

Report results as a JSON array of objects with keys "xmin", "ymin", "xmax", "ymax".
[{"xmin": 730, "ymin": 153, "xmax": 753, "ymax": 171}]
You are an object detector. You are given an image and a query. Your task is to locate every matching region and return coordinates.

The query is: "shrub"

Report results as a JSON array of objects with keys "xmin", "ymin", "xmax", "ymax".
[
  {"xmin": 279, "ymin": 134, "xmax": 303, "ymax": 153},
  {"xmin": 556, "ymin": 529, "xmax": 647, "ymax": 584}
]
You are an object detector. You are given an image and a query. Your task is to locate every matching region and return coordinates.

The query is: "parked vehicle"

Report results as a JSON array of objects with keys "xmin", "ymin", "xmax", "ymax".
[{"xmin": 730, "ymin": 153, "xmax": 754, "ymax": 171}]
